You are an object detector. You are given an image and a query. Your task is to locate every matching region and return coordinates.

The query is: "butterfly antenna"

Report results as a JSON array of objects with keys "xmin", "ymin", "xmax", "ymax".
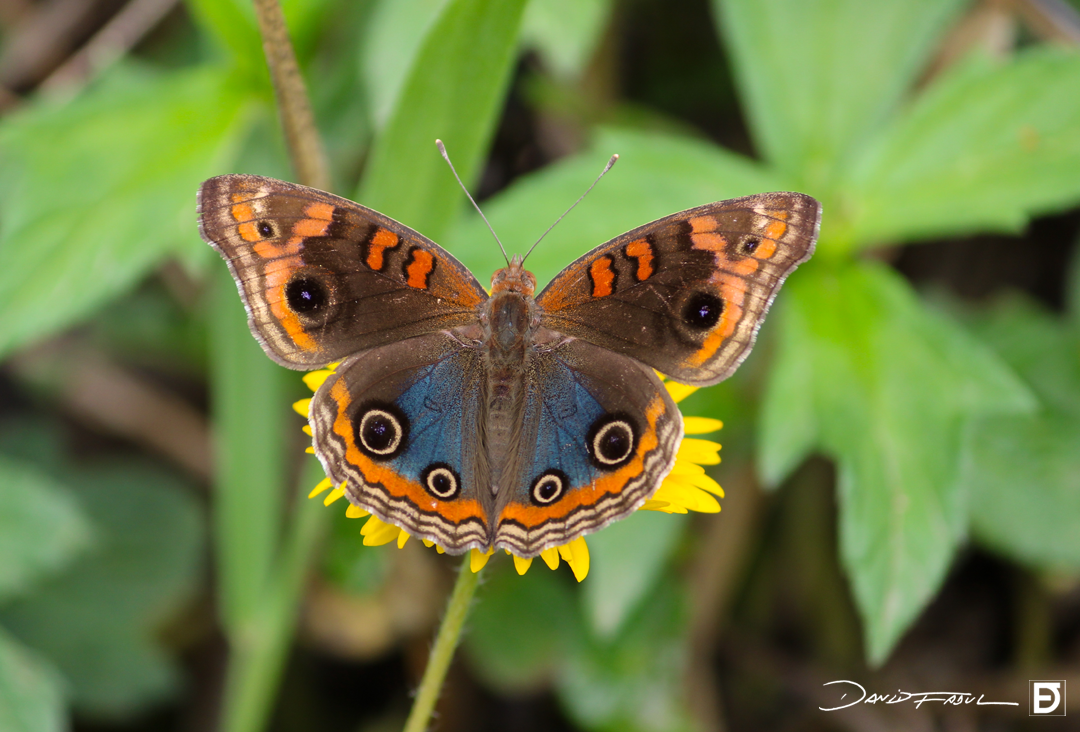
[
  {"xmin": 522, "ymin": 153, "xmax": 618, "ymax": 264},
  {"xmin": 436, "ymin": 139, "xmax": 509, "ymax": 266}
]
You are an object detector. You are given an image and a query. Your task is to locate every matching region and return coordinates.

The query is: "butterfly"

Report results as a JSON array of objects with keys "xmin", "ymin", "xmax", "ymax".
[{"xmin": 197, "ymin": 174, "xmax": 819, "ymax": 557}]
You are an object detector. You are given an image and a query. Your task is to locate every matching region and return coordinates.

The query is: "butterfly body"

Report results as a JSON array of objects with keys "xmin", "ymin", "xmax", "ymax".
[{"xmin": 198, "ymin": 174, "xmax": 820, "ymax": 557}]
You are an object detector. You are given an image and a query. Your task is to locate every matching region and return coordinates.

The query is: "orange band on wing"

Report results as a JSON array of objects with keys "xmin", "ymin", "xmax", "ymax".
[
  {"xmin": 231, "ymin": 202, "xmax": 255, "ymax": 222},
  {"xmin": 764, "ymin": 219, "xmax": 787, "ymax": 241},
  {"xmin": 405, "ymin": 249, "xmax": 435, "ymax": 289},
  {"xmin": 625, "ymin": 239, "xmax": 654, "ymax": 281},
  {"xmin": 366, "ymin": 229, "xmax": 399, "ymax": 271},
  {"xmin": 238, "ymin": 221, "xmax": 261, "ymax": 242},
  {"xmin": 498, "ymin": 397, "xmax": 666, "ymax": 528},
  {"xmin": 329, "ymin": 380, "xmax": 489, "ymax": 525},
  {"xmin": 589, "ymin": 257, "xmax": 616, "ymax": 297}
]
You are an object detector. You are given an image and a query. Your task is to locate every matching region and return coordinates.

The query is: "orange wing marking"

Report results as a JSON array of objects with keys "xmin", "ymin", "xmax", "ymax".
[
  {"xmin": 589, "ymin": 257, "xmax": 616, "ymax": 298},
  {"xmin": 689, "ymin": 216, "xmax": 727, "ymax": 253},
  {"xmin": 405, "ymin": 249, "xmax": 435, "ymax": 289},
  {"xmin": 366, "ymin": 229, "xmax": 399, "ymax": 271},
  {"xmin": 290, "ymin": 201, "xmax": 334, "ymax": 239},
  {"xmin": 625, "ymin": 239, "xmax": 654, "ymax": 281}
]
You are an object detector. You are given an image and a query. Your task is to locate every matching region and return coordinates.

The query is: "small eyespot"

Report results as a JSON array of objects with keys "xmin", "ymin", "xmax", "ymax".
[
  {"xmin": 587, "ymin": 415, "xmax": 637, "ymax": 469},
  {"xmin": 421, "ymin": 463, "xmax": 460, "ymax": 500},
  {"xmin": 741, "ymin": 236, "xmax": 760, "ymax": 255},
  {"xmin": 682, "ymin": 292, "xmax": 723, "ymax": 330},
  {"xmin": 285, "ymin": 275, "xmax": 329, "ymax": 315},
  {"xmin": 257, "ymin": 221, "xmax": 274, "ymax": 238},
  {"xmin": 530, "ymin": 469, "xmax": 569, "ymax": 505},
  {"xmin": 354, "ymin": 403, "xmax": 408, "ymax": 460}
]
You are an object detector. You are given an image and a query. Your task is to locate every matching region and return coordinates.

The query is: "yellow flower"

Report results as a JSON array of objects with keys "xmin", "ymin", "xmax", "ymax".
[{"xmin": 301, "ymin": 367, "xmax": 722, "ymax": 582}]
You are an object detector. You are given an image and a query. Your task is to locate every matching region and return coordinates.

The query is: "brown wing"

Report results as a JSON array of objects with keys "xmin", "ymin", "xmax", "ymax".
[
  {"xmin": 198, "ymin": 174, "xmax": 488, "ymax": 369},
  {"xmin": 535, "ymin": 192, "xmax": 820, "ymax": 385}
]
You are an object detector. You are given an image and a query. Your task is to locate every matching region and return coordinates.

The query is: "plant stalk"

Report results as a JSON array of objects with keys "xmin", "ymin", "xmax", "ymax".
[{"xmin": 402, "ymin": 558, "xmax": 482, "ymax": 732}]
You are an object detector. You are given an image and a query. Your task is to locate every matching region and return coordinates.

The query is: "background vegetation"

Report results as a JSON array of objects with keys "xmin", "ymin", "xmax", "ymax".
[{"xmin": 1, "ymin": 0, "xmax": 1079, "ymax": 730}]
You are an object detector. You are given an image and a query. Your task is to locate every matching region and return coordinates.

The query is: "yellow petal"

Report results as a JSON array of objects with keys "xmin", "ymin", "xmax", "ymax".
[
  {"xmin": 470, "ymin": 548, "xmax": 492, "ymax": 572},
  {"xmin": 302, "ymin": 370, "xmax": 333, "ymax": 392},
  {"xmin": 397, "ymin": 530, "xmax": 410, "ymax": 548},
  {"xmin": 653, "ymin": 482, "xmax": 720, "ymax": 513},
  {"xmin": 305, "ymin": 446, "xmax": 315, "ymax": 454},
  {"xmin": 665, "ymin": 382, "xmax": 697, "ymax": 403},
  {"xmin": 302, "ymin": 425, "xmax": 313, "ymax": 436},
  {"xmin": 345, "ymin": 504, "xmax": 368, "ymax": 519},
  {"xmin": 513, "ymin": 554, "xmax": 533, "ymax": 575},
  {"xmin": 683, "ymin": 416, "xmax": 723, "ymax": 434},
  {"xmin": 564, "ymin": 537, "xmax": 590, "ymax": 581},
  {"xmin": 640, "ymin": 499, "xmax": 687, "ymax": 514},
  {"xmin": 326, "ymin": 361, "xmax": 341, "ymax": 372},
  {"xmin": 540, "ymin": 547, "xmax": 560, "ymax": 570},
  {"xmin": 361, "ymin": 516, "xmax": 400, "ymax": 546},
  {"xmin": 292, "ymin": 398, "xmax": 312, "ymax": 417},
  {"xmin": 308, "ymin": 477, "xmax": 333, "ymax": 499},
  {"xmin": 422, "ymin": 539, "xmax": 434, "ymax": 547},
  {"xmin": 436, "ymin": 544, "xmax": 445, "ymax": 554},
  {"xmin": 668, "ymin": 460, "xmax": 706, "ymax": 477},
  {"xmin": 676, "ymin": 438, "xmax": 721, "ymax": 465},
  {"xmin": 323, "ymin": 486, "xmax": 346, "ymax": 506},
  {"xmin": 681, "ymin": 471, "xmax": 723, "ymax": 497}
]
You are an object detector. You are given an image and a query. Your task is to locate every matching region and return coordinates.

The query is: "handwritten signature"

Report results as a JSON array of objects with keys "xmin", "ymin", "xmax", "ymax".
[{"xmin": 819, "ymin": 680, "xmax": 1020, "ymax": 711}]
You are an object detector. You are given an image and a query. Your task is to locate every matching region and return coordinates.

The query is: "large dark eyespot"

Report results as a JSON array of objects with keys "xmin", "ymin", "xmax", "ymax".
[
  {"xmin": 587, "ymin": 414, "xmax": 637, "ymax": 469},
  {"xmin": 530, "ymin": 469, "xmax": 569, "ymax": 506},
  {"xmin": 741, "ymin": 236, "xmax": 760, "ymax": 255},
  {"xmin": 257, "ymin": 221, "xmax": 274, "ymax": 238},
  {"xmin": 682, "ymin": 292, "xmax": 723, "ymax": 330},
  {"xmin": 421, "ymin": 463, "xmax": 460, "ymax": 500},
  {"xmin": 353, "ymin": 402, "xmax": 408, "ymax": 460},
  {"xmin": 285, "ymin": 276, "xmax": 329, "ymax": 315}
]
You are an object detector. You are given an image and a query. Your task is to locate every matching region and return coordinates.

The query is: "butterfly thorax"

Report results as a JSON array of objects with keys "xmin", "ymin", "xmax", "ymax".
[{"xmin": 481, "ymin": 257, "xmax": 541, "ymax": 496}]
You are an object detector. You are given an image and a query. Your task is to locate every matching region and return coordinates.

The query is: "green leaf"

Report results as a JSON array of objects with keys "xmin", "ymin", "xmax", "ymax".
[
  {"xmin": 714, "ymin": 0, "xmax": 966, "ymax": 184},
  {"xmin": 359, "ymin": 0, "xmax": 452, "ymax": 128},
  {"xmin": 582, "ymin": 511, "xmax": 687, "ymax": 639},
  {"xmin": 0, "ymin": 65, "xmax": 250, "ymax": 360},
  {"xmin": 758, "ymin": 262, "xmax": 1033, "ymax": 663},
  {"xmin": 966, "ymin": 410, "xmax": 1080, "ymax": 570},
  {"xmin": 0, "ymin": 457, "xmax": 93, "ymax": 603},
  {"xmin": 356, "ymin": 0, "xmax": 529, "ymax": 242},
  {"xmin": 955, "ymin": 296, "xmax": 1080, "ymax": 569},
  {"xmin": 0, "ymin": 628, "xmax": 65, "ymax": 732},
  {"xmin": 465, "ymin": 563, "xmax": 579, "ymax": 692},
  {"xmin": 1, "ymin": 462, "xmax": 204, "ymax": 718},
  {"xmin": 845, "ymin": 48, "xmax": 1080, "ymax": 249},
  {"xmin": 557, "ymin": 577, "xmax": 694, "ymax": 732},
  {"xmin": 444, "ymin": 126, "xmax": 788, "ymax": 288},
  {"xmin": 522, "ymin": 0, "xmax": 614, "ymax": 81}
]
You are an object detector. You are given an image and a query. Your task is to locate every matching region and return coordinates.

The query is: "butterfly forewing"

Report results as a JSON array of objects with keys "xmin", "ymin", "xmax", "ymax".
[
  {"xmin": 535, "ymin": 192, "xmax": 820, "ymax": 385},
  {"xmin": 197, "ymin": 174, "xmax": 488, "ymax": 369}
]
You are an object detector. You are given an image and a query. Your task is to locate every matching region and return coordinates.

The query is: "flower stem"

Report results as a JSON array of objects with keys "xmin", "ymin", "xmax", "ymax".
[{"xmin": 403, "ymin": 558, "xmax": 481, "ymax": 732}]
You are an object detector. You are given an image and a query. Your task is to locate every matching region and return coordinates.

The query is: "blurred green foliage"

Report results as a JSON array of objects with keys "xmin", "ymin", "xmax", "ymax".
[{"xmin": 1, "ymin": 0, "xmax": 1080, "ymax": 730}]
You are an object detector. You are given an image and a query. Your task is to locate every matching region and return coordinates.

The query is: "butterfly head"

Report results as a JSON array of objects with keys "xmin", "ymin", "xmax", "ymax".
[{"xmin": 490, "ymin": 254, "xmax": 536, "ymax": 297}]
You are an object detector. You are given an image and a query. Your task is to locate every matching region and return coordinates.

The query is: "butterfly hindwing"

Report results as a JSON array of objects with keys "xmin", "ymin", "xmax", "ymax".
[
  {"xmin": 308, "ymin": 330, "xmax": 492, "ymax": 553},
  {"xmin": 198, "ymin": 174, "xmax": 488, "ymax": 369},
  {"xmin": 535, "ymin": 192, "xmax": 820, "ymax": 385},
  {"xmin": 491, "ymin": 335, "xmax": 683, "ymax": 556}
]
